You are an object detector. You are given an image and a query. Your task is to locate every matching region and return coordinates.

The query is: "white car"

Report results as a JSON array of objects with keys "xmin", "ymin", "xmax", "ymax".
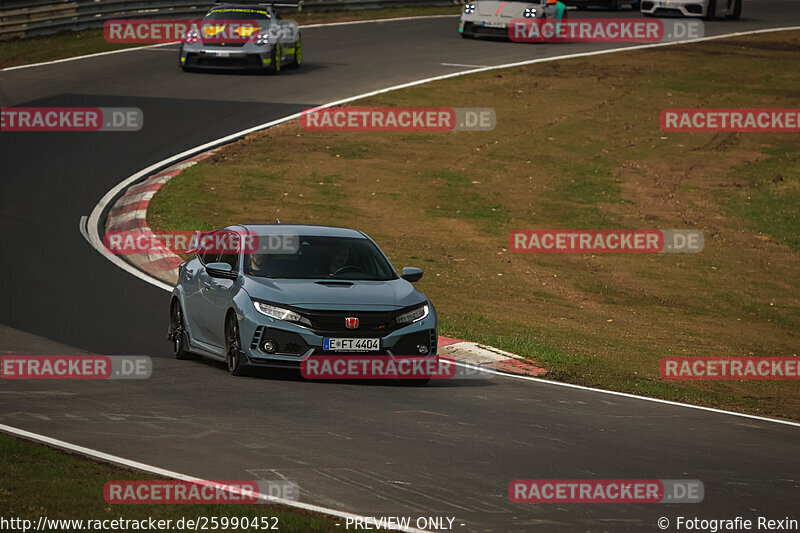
[
  {"xmin": 460, "ymin": 0, "xmax": 552, "ymax": 39},
  {"xmin": 640, "ymin": 0, "xmax": 741, "ymax": 19}
]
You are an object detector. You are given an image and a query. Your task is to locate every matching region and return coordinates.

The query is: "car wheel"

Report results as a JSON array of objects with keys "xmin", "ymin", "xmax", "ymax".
[
  {"xmin": 704, "ymin": 0, "xmax": 716, "ymax": 20},
  {"xmin": 290, "ymin": 36, "xmax": 302, "ymax": 68},
  {"xmin": 225, "ymin": 312, "xmax": 248, "ymax": 376},
  {"xmin": 728, "ymin": 0, "xmax": 741, "ymax": 19},
  {"xmin": 170, "ymin": 301, "xmax": 192, "ymax": 360},
  {"xmin": 271, "ymin": 44, "xmax": 282, "ymax": 74}
]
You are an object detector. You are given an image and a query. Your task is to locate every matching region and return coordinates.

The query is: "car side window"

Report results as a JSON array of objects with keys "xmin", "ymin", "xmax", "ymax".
[
  {"xmin": 216, "ymin": 231, "xmax": 239, "ymax": 270},
  {"xmin": 199, "ymin": 251, "xmax": 219, "ymax": 265},
  {"xmin": 218, "ymin": 253, "xmax": 238, "ymax": 270}
]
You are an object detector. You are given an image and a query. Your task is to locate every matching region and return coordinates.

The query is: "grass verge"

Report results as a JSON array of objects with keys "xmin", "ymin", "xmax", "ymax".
[
  {"xmin": 0, "ymin": 432, "xmax": 363, "ymax": 532},
  {"xmin": 149, "ymin": 31, "xmax": 800, "ymax": 419}
]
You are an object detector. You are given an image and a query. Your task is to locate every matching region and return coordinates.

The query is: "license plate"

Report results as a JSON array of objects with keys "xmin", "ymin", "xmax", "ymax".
[
  {"xmin": 483, "ymin": 21, "xmax": 506, "ymax": 28},
  {"xmin": 212, "ymin": 51, "xmax": 230, "ymax": 57},
  {"xmin": 323, "ymin": 338, "xmax": 380, "ymax": 352}
]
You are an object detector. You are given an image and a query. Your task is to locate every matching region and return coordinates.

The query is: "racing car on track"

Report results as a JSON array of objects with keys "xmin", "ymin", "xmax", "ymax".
[
  {"xmin": 459, "ymin": 0, "xmax": 560, "ymax": 39},
  {"xmin": 640, "ymin": 0, "xmax": 741, "ymax": 19},
  {"xmin": 168, "ymin": 225, "xmax": 438, "ymax": 377},
  {"xmin": 179, "ymin": 1, "xmax": 302, "ymax": 72},
  {"xmin": 563, "ymin": 0, "xmax": 640, "ymax": 10}
]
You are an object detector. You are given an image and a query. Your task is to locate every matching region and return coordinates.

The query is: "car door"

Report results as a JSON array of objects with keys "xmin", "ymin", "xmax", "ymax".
[
  {"xmin": 183, "ymin": 252, "xmax": 215, "ymax": 346},
  {"xmin": 190, "ymin": 249, "xmax": 222, "ymax": 347},
  {"xmin": 198, "ymin": 233, "xmax": 242, "ymax": 349}
]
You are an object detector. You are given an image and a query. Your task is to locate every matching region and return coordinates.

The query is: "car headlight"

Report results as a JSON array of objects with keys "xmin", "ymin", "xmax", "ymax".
[
  {"xmin": 524, "ymin": 7, "xmax": 537, "ymax": 17},
  {"xmin": 464, "ymin": 3, "xmax": 475, "ymax": 13},
  {"xmin": 253, "ymin": 301, "xmax": 310, "ymax": 326},
  {"xmin": 255, "ymin": 33, "xmax": 270, "ymax": 46},
  {"xmin": 396, "ymin": 304, "xmax": 430, "ymax": 325}
]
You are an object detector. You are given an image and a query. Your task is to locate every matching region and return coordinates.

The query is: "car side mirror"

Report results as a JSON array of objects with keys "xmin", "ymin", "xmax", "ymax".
[
  {"xmin": 206, "ymin": 262, "xmax": 235, "ymax": 279},
  {"xmin": 401, "ymin": 267, "xmax": 424, "ymax": 283}
]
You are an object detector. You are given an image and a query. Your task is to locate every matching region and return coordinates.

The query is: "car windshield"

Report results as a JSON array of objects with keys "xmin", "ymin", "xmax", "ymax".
[
  {"xmin": 205, "ymin": 8, "xmax": 271, "ymax": 20},
  {"xmin": 245, "ymin": 235, "xmax": 398, "ymax": 281}
]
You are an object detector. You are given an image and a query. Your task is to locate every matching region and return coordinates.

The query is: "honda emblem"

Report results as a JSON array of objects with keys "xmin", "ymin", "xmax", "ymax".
[{"xmin": 345, "ymin": 317, "xmax": 359, "ymax": 329}]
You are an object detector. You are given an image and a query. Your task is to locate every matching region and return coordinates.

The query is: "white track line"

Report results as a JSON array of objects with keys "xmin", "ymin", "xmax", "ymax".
[
  {"xmin": 441, "ymin": 62, "xmax": 491, "ymax": 68},
  {"xmin": 1, "ymin": 15, "xmax": 458, "ymax": 72},
  {"xmin": 2, "ymin": 43, "xmax": 174, "ymax": 72},
  {"xmin": 81, "ymin": 25, "xmax": 800, "ymax": 425},
  {"xmin": 0, "ymin": 424, "xmax": 428, "ymax": 533}
]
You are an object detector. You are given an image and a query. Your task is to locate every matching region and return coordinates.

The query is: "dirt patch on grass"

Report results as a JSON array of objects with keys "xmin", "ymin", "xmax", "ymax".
[{"xmin": 150, "ymin": 31, "xmax": 800, "ymax": 419}]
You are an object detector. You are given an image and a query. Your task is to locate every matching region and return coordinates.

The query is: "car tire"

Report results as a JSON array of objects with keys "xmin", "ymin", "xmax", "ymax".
[
  {"xmin": 170, "ymin": 301, "xmax": 192, "ymax": 360},
  {"xmin": 290, "ymin": 36, "xmax": 302, "ymax": 68},
  {"xmin": 727, "ymin": 0, "xmax": 741, "ymax": 19},
  {"xmin": 704, "ymin": 0, "xmax": 716, "ymax": 20},
  {"xmin": 225, "ymin": 312, "xmax": 248, "ymax": 376},
  {"xmin": 270, "ymin": 44, "xmax": 282, "ymax": 74}
]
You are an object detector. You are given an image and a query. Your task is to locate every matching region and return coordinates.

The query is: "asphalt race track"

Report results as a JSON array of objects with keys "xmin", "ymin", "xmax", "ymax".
[{"xmin": 2, "ymin": 3, "xmax": 800, "ymax": 531}]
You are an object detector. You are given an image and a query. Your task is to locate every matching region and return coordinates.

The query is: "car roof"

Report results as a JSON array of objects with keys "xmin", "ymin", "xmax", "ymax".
[{"xmin": 230, "ymin": 224, "xmax": 369, "ymax": 239}]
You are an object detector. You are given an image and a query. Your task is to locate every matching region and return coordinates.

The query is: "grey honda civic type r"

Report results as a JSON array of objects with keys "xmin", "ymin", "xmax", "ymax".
[{"xmin": 168, "ymin": 224, "xmax": 438, "ymax": 377}]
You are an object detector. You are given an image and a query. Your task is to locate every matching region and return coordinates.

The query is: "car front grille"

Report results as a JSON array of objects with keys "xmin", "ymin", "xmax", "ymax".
[
  {"xmin": 185, "ymin": 53, "xmax": 262, "ymax": 68},
  {"xmin": 465, "ymin": 23, "xmax": 509, "ymax": 37},
  {"xmin": 302, "ymin": 310, "xmax": 397, "ymax": 335},
  {"xmin": 653, "ymin": 7, "xmax": 684, "ymax": 14}
]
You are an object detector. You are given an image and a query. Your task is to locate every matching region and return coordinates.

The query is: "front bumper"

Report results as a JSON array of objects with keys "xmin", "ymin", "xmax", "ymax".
[
  {"xmin": 180, "ymin": 45, "xmax": 274, "ymax": 70},
  {"xmin": 640, "ymin": 0, "xmax": 706, "ymax": 16},
  {"xmin": 237, "ymin": 305, "xmax": 439, "ymax": 368},
  {"xmin": 460, "ymin": 20, "xmax": 511, "ymax": 37}
]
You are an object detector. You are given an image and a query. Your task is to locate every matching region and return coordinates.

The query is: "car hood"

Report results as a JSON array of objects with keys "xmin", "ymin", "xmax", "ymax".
[
  {"xmin": 243, "ymin": 277, "xmax": 426, "ymax": 311},
  {"xmin": 477, "ymin": 1, "xmax": 532, "ymax": 17}
]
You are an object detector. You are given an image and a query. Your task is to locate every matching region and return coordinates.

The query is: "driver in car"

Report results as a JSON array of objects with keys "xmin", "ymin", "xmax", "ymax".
[
  {"xmin": 329, "ymin": 244, "xmax": 352, "ymax": 275},
  {"xmin": 249, "ymin": 253, "xmax": 269, "ymax": 276}
]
